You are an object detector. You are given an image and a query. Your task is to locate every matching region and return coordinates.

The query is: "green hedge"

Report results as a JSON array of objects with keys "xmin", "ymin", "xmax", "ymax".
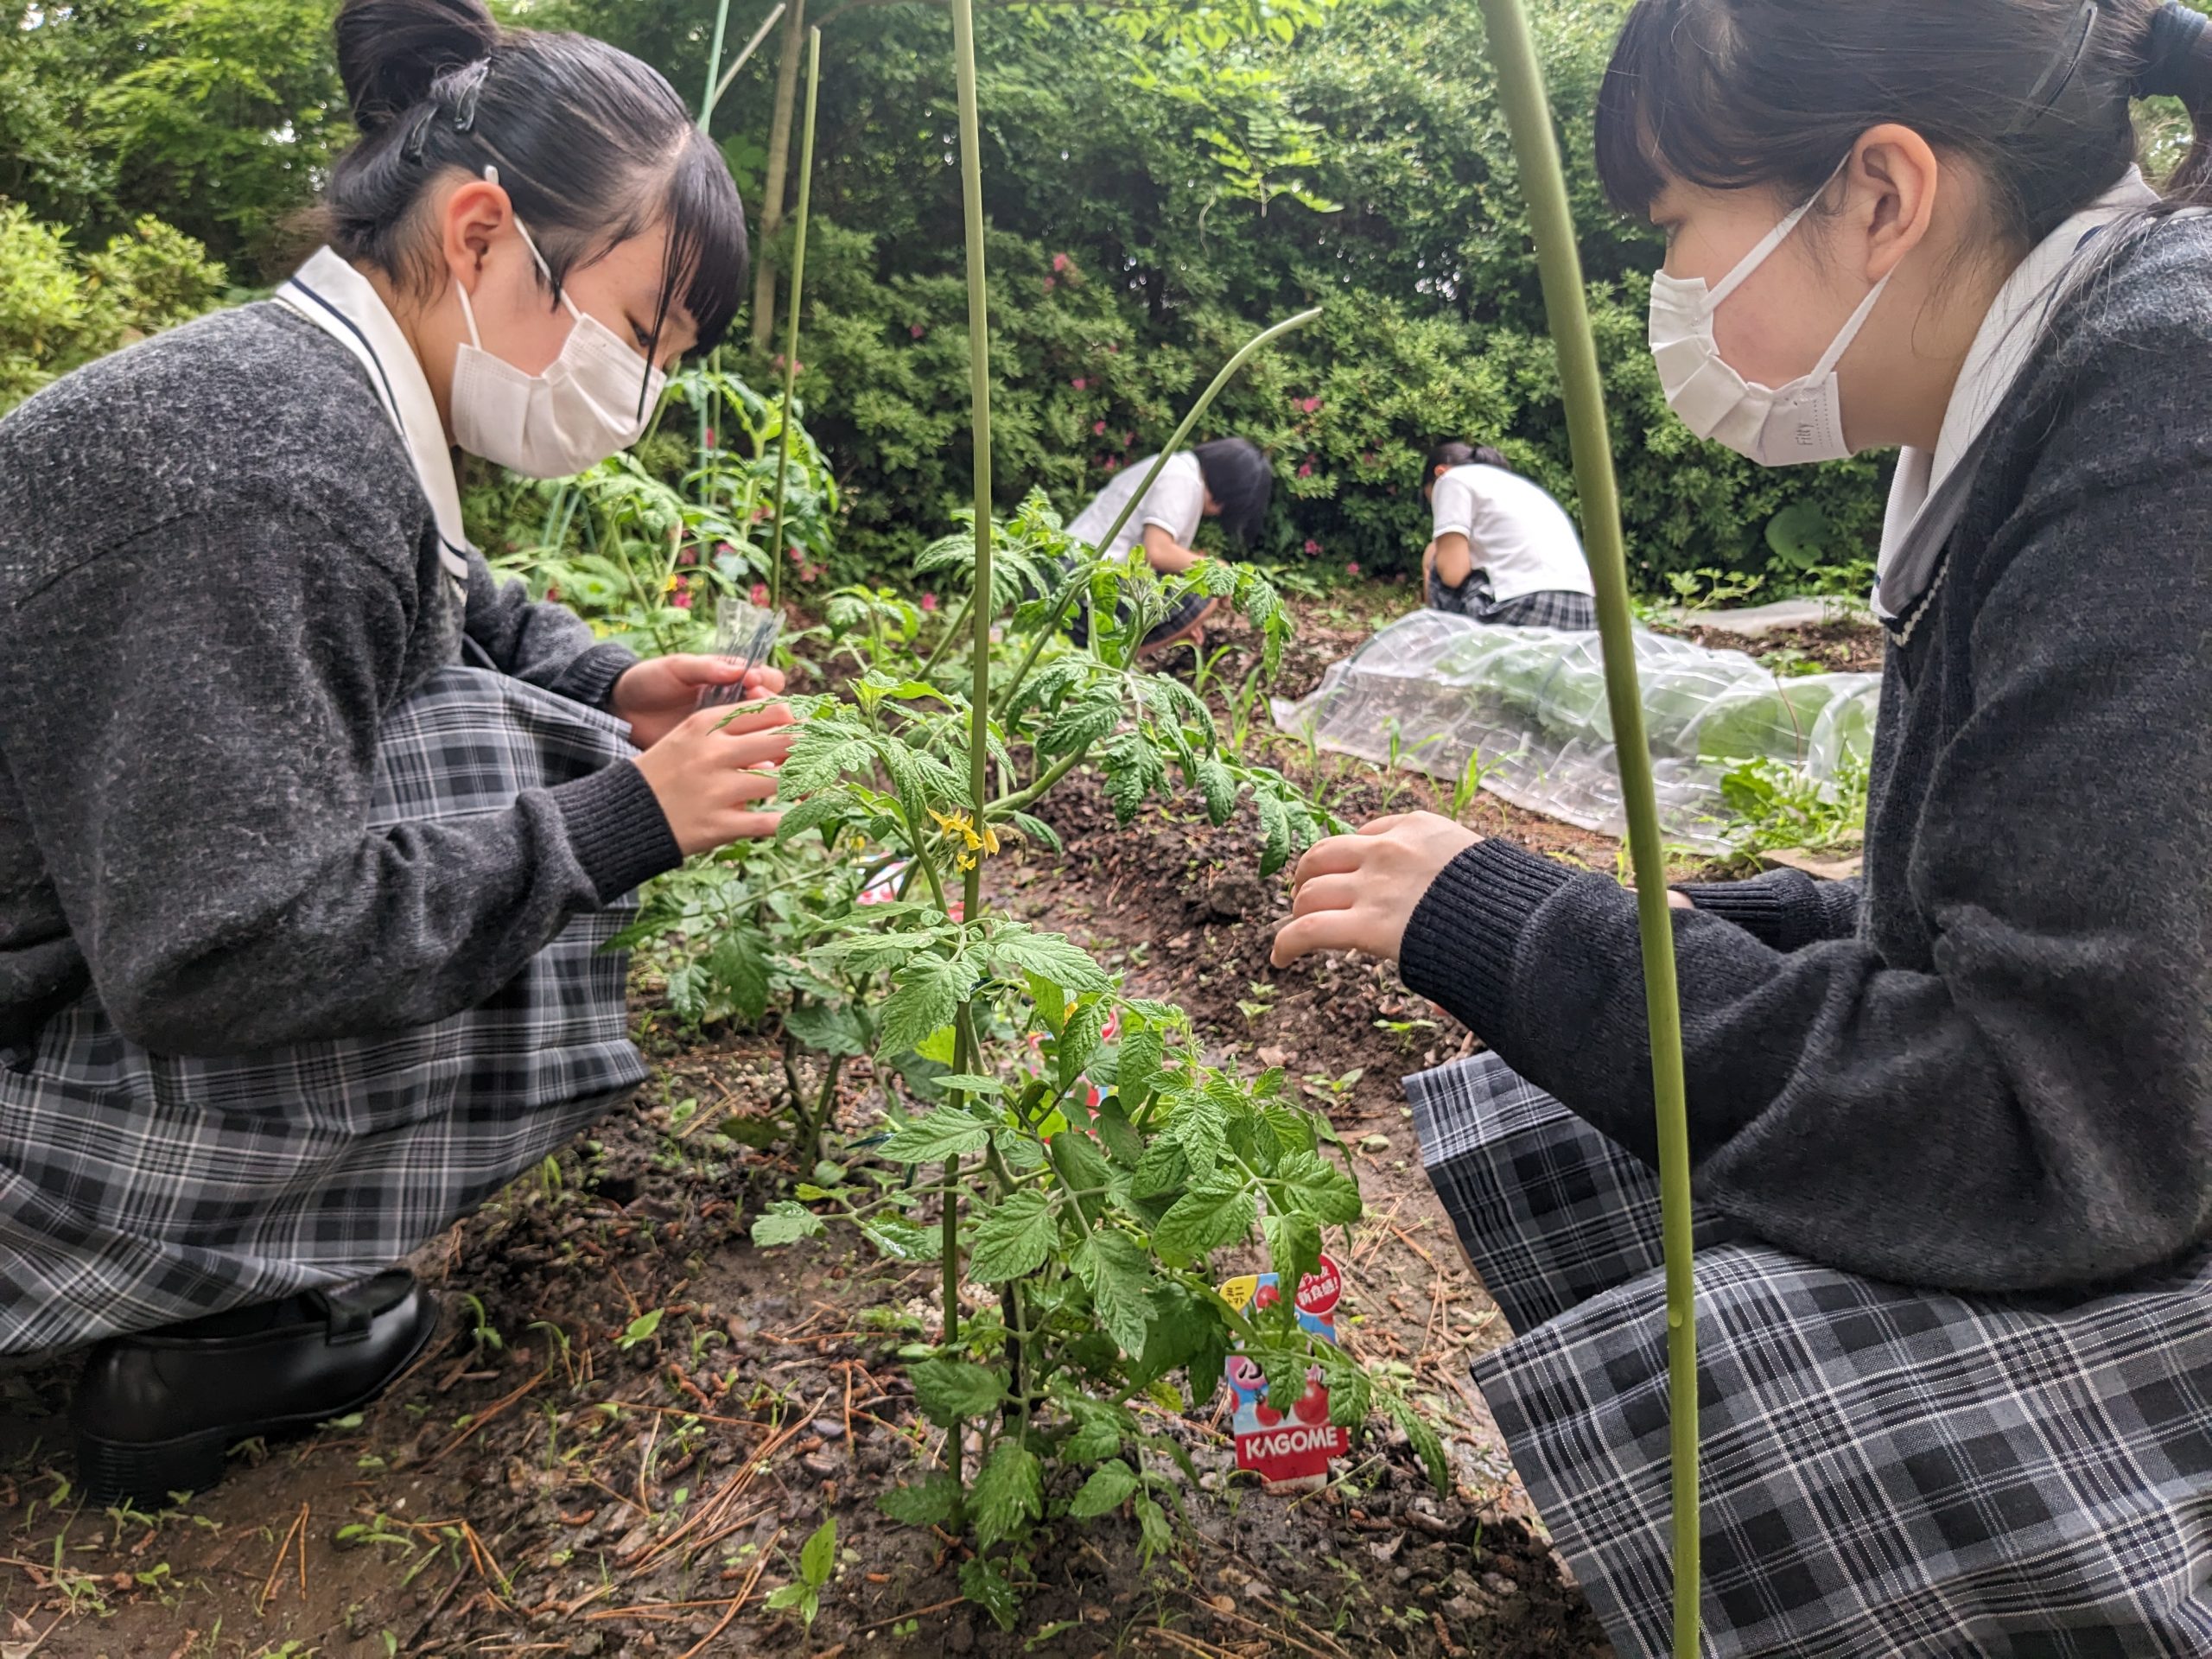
[{"xmin": 641, "ymin": 0, "xmax": 1886, "ymax": 591}]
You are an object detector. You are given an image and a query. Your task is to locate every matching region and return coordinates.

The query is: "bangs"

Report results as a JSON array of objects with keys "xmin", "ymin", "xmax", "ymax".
[
  {"xmin": 1593, "ymin": 0, "xmax": 1772, "ymax": 217},
  {"xmin": 657, "ymin": 131, "xmax": 750, "ymax": 355}
]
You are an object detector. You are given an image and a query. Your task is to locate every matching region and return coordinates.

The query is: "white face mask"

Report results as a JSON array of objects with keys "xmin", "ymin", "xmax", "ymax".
[
  {"xmin": 450, "ymin": 169, "xmax": 668, "ymax": 479},
  {"xmin": 1647, "ymin": 166, "xmax": 1891, "ymax": 467}
]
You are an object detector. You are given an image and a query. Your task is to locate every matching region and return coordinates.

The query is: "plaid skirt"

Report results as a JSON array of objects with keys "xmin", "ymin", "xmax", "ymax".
[
  {"xmin": 1409, "ymin": 1052, "xmax": 2212, "ymax": 1659},
  {"xmin": 1427, "ymin": 569, "xmax": 1598, "ymax": 631},
  {"xmin": 0, "ymin": 665, "xmax": 648, "ymax": 1357}
]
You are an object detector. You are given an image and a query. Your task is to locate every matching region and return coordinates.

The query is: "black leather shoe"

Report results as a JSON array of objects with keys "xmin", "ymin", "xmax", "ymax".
[{"xmin": 71, "ymin": 1269, "xmax": 438, "ymax": 1507}]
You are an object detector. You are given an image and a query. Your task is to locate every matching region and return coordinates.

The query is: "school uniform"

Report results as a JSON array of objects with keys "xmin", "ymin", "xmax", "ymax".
[
  {"xmin": 0, "ymin": 250, "xmax": 679, "ymax": 1359},
  {"xmin": 1425, "ymin": 462, "xmax": 1597, "ymax": 629},
  {"xmin": 1065, "ymin": 452, "xmax": 1215, "ymax": 647},
  {"xmin": 1401, "ymin": 201, "xmax": 2212, "ymax": 1651}
]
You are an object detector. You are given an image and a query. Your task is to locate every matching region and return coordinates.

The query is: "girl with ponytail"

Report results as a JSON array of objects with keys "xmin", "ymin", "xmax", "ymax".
[
  {"xmin": 0, "ymin": 0, "xmax": 804, "ymax": 1505},
  {"xmin": 1275, "ymin": 3, "xmax": 2212, "ymax": 1651}
]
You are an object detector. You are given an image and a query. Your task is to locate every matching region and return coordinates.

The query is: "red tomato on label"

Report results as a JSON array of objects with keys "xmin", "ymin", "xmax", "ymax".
[
  {"xmin": 1254, "ymin": 1283, "xmax": 1281, "ymax": 1310},
  {"xmin": 1294, "ymin": 1384, "xmax": 1330, "ymax": 1426},
  {"xmin": 1254, "ymin": 1403, "xmax": 1283, "ymax": 1427}
]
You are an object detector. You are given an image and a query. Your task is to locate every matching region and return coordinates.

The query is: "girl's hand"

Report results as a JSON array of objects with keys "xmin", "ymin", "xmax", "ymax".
[
  {"xmin": 613, "ymin": 656, "xmax": 788, "ymax": 750},
  {"xmin": 1270, "ymin": 812, "xmax": 1481, "ymax": 969},
  {"xmin": 632, "ymin": 701, "xmax": 797, "ymax": 854}
]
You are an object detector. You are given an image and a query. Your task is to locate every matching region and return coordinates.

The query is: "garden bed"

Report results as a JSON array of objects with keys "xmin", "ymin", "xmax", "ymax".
[{"xmin": 0, "ymin": 601, "xmax": 1631, "ymax": 1659}]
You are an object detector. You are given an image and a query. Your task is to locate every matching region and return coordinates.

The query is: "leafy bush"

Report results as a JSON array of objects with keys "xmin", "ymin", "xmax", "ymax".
[{"xmin": 0, "ymin": 206, "xmax": 227, "ymax": 411}]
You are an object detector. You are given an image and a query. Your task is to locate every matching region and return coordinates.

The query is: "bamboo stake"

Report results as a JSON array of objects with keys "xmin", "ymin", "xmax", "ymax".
[
  {"xmin": 1474, "ymin": 2, "xmax": 1700, "ymax": 1651},
  {"xmin": 769, "ymin": 25, "xmax": 823, "ymax": 612},
  {"xmin": 706, "ymin": 3, "xmax": 791, "ymax": 129}
]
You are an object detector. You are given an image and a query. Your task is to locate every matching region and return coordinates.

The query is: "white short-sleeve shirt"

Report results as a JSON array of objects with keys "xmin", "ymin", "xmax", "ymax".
[
  {"xmin": 1429, "ymin": 464, "xmax": 1594, "ymax": 602},
  {"xmin": 1066, "ymin": 452, "xmax": 1205, "ymax": 564}
]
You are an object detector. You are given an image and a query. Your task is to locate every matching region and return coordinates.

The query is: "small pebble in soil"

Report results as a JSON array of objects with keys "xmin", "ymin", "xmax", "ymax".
[
  {"xmin": 948, "ymin": 1617, "xmax": 976, "ymax": 1653},
  {"xmin": 812, "ymin": 1416, "xmax": 846, "ymax": 1439},
  {"xmin": 802, "ymin": 1451, "xmax": 842, "ymax": 1478}
]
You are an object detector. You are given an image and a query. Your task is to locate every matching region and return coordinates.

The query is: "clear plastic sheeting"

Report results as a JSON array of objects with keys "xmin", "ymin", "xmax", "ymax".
[{"xmin": 1271, "ymin": 611, "xmax": 1880, "ymax": 850}]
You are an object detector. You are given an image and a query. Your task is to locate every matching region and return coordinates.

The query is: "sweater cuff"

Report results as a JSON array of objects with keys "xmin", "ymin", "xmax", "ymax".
[
  {"xmin": 1398, "ymin": 840, "xmax": 1577, "ymax": 1038},
  {"xmin": 1672, "ymin": 868, "xmax": 1828, "ymax": 952},
  {"xmin": 550, "ymin": 759, "xmax": 682, "ymax": 903},
  {"xmin": 562, "ymin": 642, "xmax": 641, "ymax": 715}
]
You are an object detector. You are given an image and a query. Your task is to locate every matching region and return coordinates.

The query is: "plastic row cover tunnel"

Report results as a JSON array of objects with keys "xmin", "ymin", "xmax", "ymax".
[{"xmin": 1270, "ymin": 612, "xmax": 1880, "ymax": 852}]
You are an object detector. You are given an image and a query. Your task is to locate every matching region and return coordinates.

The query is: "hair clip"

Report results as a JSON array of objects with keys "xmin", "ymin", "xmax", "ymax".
[
  {"xmin": 400, "ymin": 104, "xmax": 436, "ymax": 164},
  {"xmin": 450, "ymin": 59, "xmax": 492, "ymax": 135},
  {"xmin": 2017, "ymin": 0, "xmax": 2100, "ymax": 128}
]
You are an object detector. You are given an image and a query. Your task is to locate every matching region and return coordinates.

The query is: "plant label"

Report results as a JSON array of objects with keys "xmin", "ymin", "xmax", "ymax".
[{"xmin": 1218, "ymin": 1252, "xmax": 1350, "ymax": 1491}]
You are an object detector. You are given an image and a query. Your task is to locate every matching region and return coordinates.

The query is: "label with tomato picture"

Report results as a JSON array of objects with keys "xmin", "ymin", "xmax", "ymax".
[{"xmin": 1218, "ymin": 1253, "xmax": 1350, "ymax": 1490}]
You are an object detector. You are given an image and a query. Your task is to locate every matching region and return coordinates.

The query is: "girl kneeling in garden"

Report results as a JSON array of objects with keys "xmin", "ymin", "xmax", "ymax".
[
  {"xmin": 0, "ymin": 0, "xmax": 791, "ymax": 1505},
  {"xmin": 1419, "ymin": 440, "xmax": 1597, "ymax": 629},
  {"xmin": 1280, "ymin": 1, "xmax": 2211, "ymax": 1652},
  {"xmin": 1064, "ymin": 435, "xmax": 1274, "ymax": 652}
]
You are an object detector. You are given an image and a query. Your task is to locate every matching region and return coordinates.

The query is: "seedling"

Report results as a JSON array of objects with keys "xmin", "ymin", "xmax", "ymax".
[{"xmin": 765, "ymin": 1515, "xmax": 837, "ymax": 1630}]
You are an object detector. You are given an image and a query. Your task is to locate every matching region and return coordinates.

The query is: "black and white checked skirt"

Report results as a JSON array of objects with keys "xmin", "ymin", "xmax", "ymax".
[
  {"xmin": 1409, "ymin": 1052, "xmax": 2212, "ymax": 1658},
  {"xmin": 0, "ymin": 666, "xmax": 649, "ymax": 1357},
  {"xmin": 1426, "ymin": 569, "xmax": 1598, "ymax": 631}
]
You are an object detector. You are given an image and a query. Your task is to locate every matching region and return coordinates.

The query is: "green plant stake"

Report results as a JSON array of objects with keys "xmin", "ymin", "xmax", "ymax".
[
  {"xmin": 944, "ymin": 0, "xmax": 995, "ymax": 1484},
  {"xmin": 695, "ymin": 0, "xmax": 735, "ymax": 481},
  {"xmin": 767, "ymin": 26, "xmax": 823, "ymax": 611},
  {"xmin": 1474, "ymin": 1, "xmax": 1700, "ymax": 1651}
]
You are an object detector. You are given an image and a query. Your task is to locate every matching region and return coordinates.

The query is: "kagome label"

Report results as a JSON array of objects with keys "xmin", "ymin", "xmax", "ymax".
[{"xmin": 1218, "ymin": 1253, "xmax": 1351, "ymax": 1488}]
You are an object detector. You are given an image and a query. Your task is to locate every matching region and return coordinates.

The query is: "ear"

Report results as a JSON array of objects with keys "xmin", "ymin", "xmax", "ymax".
[
  {"xmin": 440, "ymin": 177, "xmax": 516, "ymax": 295},
  {"xmin": 1847, "ymin": 124, "xmax": 1940, "ymax": 285}
]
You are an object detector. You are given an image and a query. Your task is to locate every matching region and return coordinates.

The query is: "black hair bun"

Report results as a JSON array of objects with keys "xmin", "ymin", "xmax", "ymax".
[{"xmin": 336, "ymin": 0, "xmax": 501, "ymax": 136}]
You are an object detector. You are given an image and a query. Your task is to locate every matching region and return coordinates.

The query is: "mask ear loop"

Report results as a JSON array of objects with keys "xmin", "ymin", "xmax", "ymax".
[{"xmin": 1698, "ymin": 153, "xmax": 1855, "ymax": 316}]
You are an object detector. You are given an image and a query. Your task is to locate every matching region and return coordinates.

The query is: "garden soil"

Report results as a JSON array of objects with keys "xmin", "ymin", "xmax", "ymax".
[{"xmin": 0, "ymin": 602, "xmax": 1876, "ymax": 1658}]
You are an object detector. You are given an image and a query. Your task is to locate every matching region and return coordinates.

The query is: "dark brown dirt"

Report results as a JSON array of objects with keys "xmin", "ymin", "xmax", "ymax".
[
  {"xmin": 1665, "ymin": 617, "xmax": 1886, "ymax": 676},
  {"xmin": 0, "ymin": 594, "xmax": 1651, "ymax": 1659}
]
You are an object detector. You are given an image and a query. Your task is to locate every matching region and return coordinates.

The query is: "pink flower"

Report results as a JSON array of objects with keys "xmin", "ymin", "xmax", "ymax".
[
  {"xmin": 1071, "ymin": 378, "xmax": 1087, "ymax": 390},
  {"xmin": 1345, "ymin": 561, "xmax": 1362, "ymax": 576},
  {"xmin": 910, "ymin": 322, "xmax": 925, "ymax": 339},
  {"xmin": 1103, "ymin": 456, "xmax": 1120, "ymax": 471},
  {"xmin": 1052, "ymin": 252, "xmax": 1071, "ymax": 272},
  {"xmin": 716, "ymin": 542, "xmax": 735, "ymax": 557},
  {"xmin": 1092, "ymin": 420, "xmax": 1107, "ymax": 435},
  {"xmin": 1300, "ymin": 397, "xmax": 1321, "ymax": 414},
  {"xmin": 677, "ymin": 546, "xmax": 697, "ymax": 565},
  {"xmin": 1297, "ymin": 462, "xmax": 1313, "ymax": 478},
  {"xmin": 704, "ymin": 428, "xmax": 717, "ymax": 448},
  {"xmin": 672, "ymin": 586, "xmax": 693, "ymax": 611},
  {"xmin": 1123, "ymin": 431, "xmax": 1135, "ymax": 448},
  {"xmin": 1044, "ymin": 276, "xmax": 1056, "ymax": 291},
  {"xmin": 920, "ymin": 592, "xmax": 940, "ymax": 613},
  {"xmin": 1304, "ymin": 539, "xmax": 1322, "ymax": 555},
  {"xmin": 749, "ymin": 582, "xmax": 770, "ymax": 607},
  {"xmin": 1106, "ymin": 343, "xmax": 1119, "ymax": 353}
]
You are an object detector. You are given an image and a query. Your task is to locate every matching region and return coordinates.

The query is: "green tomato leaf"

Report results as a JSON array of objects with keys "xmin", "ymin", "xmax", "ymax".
[
  {"xmin": 1262, "ymin": 1211, "xmax": 1324, "ymax": 1292},
  {"xmin": 1066, "ymin": 1459, "xmax": 1140, "ymax": 1520},
  {"xmin": 708, "ymin": 925, "xmax": 772, "ymax": 1025},
  {"xmin": 751, "ymin": 1201, "xmax": 826, "ymax": 1248},
  {"xmin": 1071, "ymin": 1229, "xmax": 1157, "ymax": 1357},
  {"xmin": 969, "ymin": 1438, "xmax": 1043, "ymax": 1548},
  {"xmin": 960, "ymin": 1554, "xmax": 1021, "ymax": 1631},
  {"xmin": 1277, "ymin": 1149, "xmax": 1363, "ymax": 1225},
  {"xmin": 879, "ymin": 950, "xmax": 972, "ymax": 1056},
  {"xmin": 988, "ymin": 925, "xmax": 1112, "ymax": 992},
  {"xmin": 908, "ymin": 1359, "xmax": 1007, "ymax": 1426},
  {"xmin": 878, "ymin": 1469, "xmax": 963, "ymax": 1528},
  {"xmin": 875, "ymin": 1110, "xmax": 992, "ymax": 1165},
  {"xmin": 1151, "ymin": 1184, "xmax": 1255, "ymax": 1266},
  {"xmin": 969, "ymin": 1189, "xmax": 1058, "ymax": 1283}
]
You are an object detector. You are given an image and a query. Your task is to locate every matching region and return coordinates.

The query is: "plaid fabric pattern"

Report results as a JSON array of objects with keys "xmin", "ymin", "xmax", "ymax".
[
  {"xmin": 0, "ymin": 666, "xmax": 647, "ymax": 1357},
  {"xmin": 1409, "ymin": 1052, "xmax": 2212, "ymax": 1658},
  {"xmin": 1427, "ymin": 569, "xmax": 1598, "ymax": 632}
]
